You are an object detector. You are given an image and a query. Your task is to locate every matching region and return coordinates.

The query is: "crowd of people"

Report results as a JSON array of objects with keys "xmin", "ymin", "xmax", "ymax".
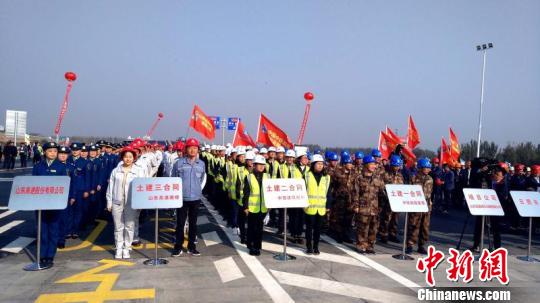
[
  {"xmin": 0, "ymin": 141, "xmax": 45, "ymax": 169},
  {"xmin": 24, "ymin": 137, "xmax": 540, "ymax": 269}
]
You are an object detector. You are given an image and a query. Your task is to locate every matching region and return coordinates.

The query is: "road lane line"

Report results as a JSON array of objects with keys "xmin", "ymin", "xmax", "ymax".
[
  {"xmin": 0, "ymin": 236, "xmax": 35, "ymax": 253},
  {"xmin": 0, "ymin": 210, "xmax": 17, "ymax": 220},
  {"xmin": 0, "ymin": 220, "xmax": 24, "ymax": 234},
  {"xmin": 214, "ymin": 256, "xmax": 245, "ymax": 283},
  {"xmin": 201, "ymin": 231, "xmax": 223, "ymax": 247}
]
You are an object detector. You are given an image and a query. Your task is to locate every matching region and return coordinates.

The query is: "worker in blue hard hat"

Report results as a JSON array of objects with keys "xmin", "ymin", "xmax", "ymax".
[
  {"xmin": 379, "ymin": 155, "xmax": 404, "ymax": 244},
  {"xmin": 353, "ymin": 151, "xmax": 364, "ymax": 174},
  {"xmin": 329, "ymin": 154, "xmax": 356, "ymax": 243}
]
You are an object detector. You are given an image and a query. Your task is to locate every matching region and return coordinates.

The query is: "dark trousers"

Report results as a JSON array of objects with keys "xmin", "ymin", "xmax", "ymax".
[
  {"xmin": 473, "ymin": 216, "xmax": 502, "ymax": 249},
  {"xmin": 276, "ymin": 208, "xmax": 285, "ymax": 233},
  {"xmin": 238, "ymin": 207, "xmax": 247, "ymax": 242},
  {"xmin": 305, "ymin": 214, "xmax": 323, "ymax": 249},
  {"xmin": 62, "ymin": 192, "xmax": 83, "ymax": 236},
  {"xmin": 231, "ymin": 200, "xmax": 239, "ymax": 228},
  {"xmin": 20, "ymin": 155, "xmax": 27, "ymax": 167},
  {"xmin": 175, "ymin": 200, "xmax": 200, "ymax": 250},
  {"xmin": 288, "ymin": 208, "xmax": 304, "ymax": 237},
  {"xmin": 36, "ymin": 210, "xmax": 61, "ymax": 259},
  {"xmin": 3, "ymin": 156, "xmax": 15, "ymax": 169},
  {"xmin": 443, "ymin": 189, "xmax": 453, "ymax": 211},
  {"xmin": 247, "ymin": 212, "xmax": 265, "ymax": 250}
]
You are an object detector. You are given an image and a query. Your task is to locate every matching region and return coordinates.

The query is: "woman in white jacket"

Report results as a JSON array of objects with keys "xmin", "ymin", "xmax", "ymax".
[{"xmin": 106, "ymin": 147, "xmax": 145, "ymax": 259}]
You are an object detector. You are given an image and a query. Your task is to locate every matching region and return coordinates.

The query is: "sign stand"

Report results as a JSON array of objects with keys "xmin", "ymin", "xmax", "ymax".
[
  {"xmin": 24, "ymin": 210, "xmax": 49, "ymax": 271},
  {"xmin": 474, "ymin": 215, "xmax": 486, "ymax": 261},
  {"xmin": 273, "ymin": 208, "xmax": 296, "ymax": 261},
  {"xmin": 517, "ymin": 217, "xmax": 539, "ymax": 262},
  {"xmin": 392, "ymin": 212, "xmax": 413, "ymax": 261},
  {"xmin": 144, "ymin": 209, "xmax": 168, "ymax": 266}
]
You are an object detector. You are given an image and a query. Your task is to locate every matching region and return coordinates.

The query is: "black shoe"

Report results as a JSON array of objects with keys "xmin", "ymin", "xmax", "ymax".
[
  {"xmin": 366, "ymin": 248, "xmax": 376, "ymax": 254},
  {"xmin": 342, "ymin": 237, "xmax": 354, "ymax": 244},
  {"xmin": 305, "ymin": 248, "xmax": 314, "ymax": 255},
  {"xmin": 71, "ymin": 234, "xmax": 79, "ymax": 239},
  {"xmin": 249, "ymin": 249, "xmax": 257, "ymax": 256},
  {"xmin": 388, "ymin": 235, "xmax": 400, "ymax": 243},
  {"xmin": 356, "ymin": 247, "xmax": 367, "ymax": 254},
  {"xmin": 188, "ymin": 249, "xmax": 201, "ymax": 256},
  {"xmin": 313, "ymin": 248, "xmax": 320, "ymax": 255},
  {"xmin": 296, "ymin": 238, "xmax": 304, "ymax": 245},
  {"xmin": 405, "ymin": 246, "xmax": 413, "ymax": 254},
  {"xmin": 254, "ymin": 249, "xmax": 261, "ymax": 256},
  {"xmin": 57, "ymin": 242, "xmax": 65, "ymax": 249},
  {"xmin": 132, "ymin": 240, "xmax": 142, "ymax": 246},
  {"xmin": 379, "ymin": 237, "xmax": 388, "ymax": 244},
  {"xmin": 171, "ymin": 248, "xmax": 183, "ymax": 257},
  {"xmin": 65, "ymin": 234, "xmax": 72, "ymax": 239},
  {"xmin": 418, "ymin": 246, "xmax": 427, "ymax": 255}
]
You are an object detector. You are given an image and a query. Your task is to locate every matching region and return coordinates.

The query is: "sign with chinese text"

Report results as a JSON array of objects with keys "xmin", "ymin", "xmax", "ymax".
[
  {"xmin": 509, "ymin": 191, "xmax": 540, "ymax": 217},
  {"xmin": 385, "ymin": 184, "xmax": 428, "ymax": 213},
  {"xmin": 9, "ymin": 176, "xmax": 70, "ymax": 210},
  {"xmin": 463, "ymin": 188, "xmax": 504, "ymax": 216},
  {"xmin": 227, "ymin": 117, "xmax": 239, "ymax": 131},
  {"xmin": 262, "ymin": 178, "xmax": 309, "ymax": 209},
  {"xmin": 208, "ymin": 116, "xmax": 221, "ymax": 129},
  {"xmin": 131, "ymin": 178, "xmax": 183, "ymax": 209}
]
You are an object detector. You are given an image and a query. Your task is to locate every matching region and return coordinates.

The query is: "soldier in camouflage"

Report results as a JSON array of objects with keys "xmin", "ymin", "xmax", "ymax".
[
  {"xmin": 379, "ymin": 155, "xmax": 405, "ymax": 243},
  {"xmin": 329, "ymin": 154, "xmax": 356, "ymax": 243}
]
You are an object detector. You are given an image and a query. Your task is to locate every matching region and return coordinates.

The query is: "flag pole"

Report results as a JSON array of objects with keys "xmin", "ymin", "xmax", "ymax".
[
  {"xmin": 255, "ymin": 114, "xmax": 262, "ymax": 143},
  {"xmin": 232, "ymin": 119, "xmax": 239, "ymax": 146}
]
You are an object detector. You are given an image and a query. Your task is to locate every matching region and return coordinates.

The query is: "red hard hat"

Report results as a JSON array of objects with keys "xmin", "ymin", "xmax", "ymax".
[
  {"xmin": 185, "ymin": 138, "xmax": 199, "ymax": 148},
  {"xmin": 175, "ymin": 141, "xmax": 185, "ymax": 151},
  {"xmin": 432, "ymin": 157, "xmax": 440, "ymax": 163},
  {"xmin": 120, "ymin": 147, "xmax": 138, "ymax": 160},
  {"xmin": 515, "ymin": 163, "xmax": 525, "ymax": 171},
  {"xmin": 532, "ymin": 165, "xmax": 540, "ymax": 174},
  {"xmin": 498, "ymin": 162, "xmax": 509, "ymax": 172}
]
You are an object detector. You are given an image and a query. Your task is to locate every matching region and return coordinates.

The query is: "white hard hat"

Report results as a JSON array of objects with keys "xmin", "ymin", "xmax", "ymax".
[
  {"xmin": 253, "ymin": 148, "xmax": 259, "ymax": 154},
  {"xmin": 246, "ymin": 145, "xmax": 253, "ymax": 150},
  {"xmin": 285, "ymin": 150, "xmax": 296, "ymax": 158},
  {"xmin": 226, "ymin": 147, "xmax": 232, "ymax": 156},
  {"xmin": 276, "ymin": 147, "xmax": 285, "ymax": 153},
  {"xmin": 237, "ymin": 150, "xmax": 246, "ymax": 156},
  {"xmin": 231, "ymin": 148, "xmax": 238, "ymax": 154},
  {"xmin": 254, "ymin": 155, "xmax": 266, "ymax": 165},
  {"xmin": 205, "ymin": 144, "xmax": 210, "ymax": 149},
  {"xmin": 268, "ymin": 146, "xmax": 277, "ymax": 152},
  {"xmin": 311, "ymin": 154, "xmax": 324, "ymax": 163},
  {"xmin": 219, "ymin": 145, "xmax": 227, "ymax": 151},
  {"xmin": 226, "ymin": 143, "xmax": 232, "ymax": 147},
  {"xmin": 260, "ymin": 148, "xmax": 268, "ymax": 154},
  {"xmin": 245, "ymin": 151, "xmax": 256, "ymax": 160},
  {"xmin": 211, "ymin": 145, "xmax": 217, "ymax": 150},
  {"xmin": 201, "ymin": 147, "xmax": 206, "ymax": 151},
  {"xmin": 296, "ymin": 150, "xmax": 307, "ymax": 158}
]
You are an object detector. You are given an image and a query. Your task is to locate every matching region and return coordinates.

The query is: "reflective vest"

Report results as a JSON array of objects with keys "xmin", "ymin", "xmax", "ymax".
[
  {"xmin": 214, "ymin": 157, "xmax": 225, "ymax": 184},
  {"xmin": 291, "ymin": 165, "xmax": 309, "ymax": 179},
  {"xmin": 247, "ymin": 172, "xmax": 269, "ymax": 213},
  {"xmin": 234, "ymin": 165, "xmax": 248, "ymax": 205},
  {"xmin": 304, "ymin": 171, "xmax": 330, "ymax": 216},
  {"xmin": 225, "ymin": 160, "xmax": 234, "ymax": 191},
  {"xmin": 207, "ymin": 154, "xmax": 216, "ymax": 177},
  {"xmin": 271, "ymin": 162, "xmax": 289, "ymax": 179}
]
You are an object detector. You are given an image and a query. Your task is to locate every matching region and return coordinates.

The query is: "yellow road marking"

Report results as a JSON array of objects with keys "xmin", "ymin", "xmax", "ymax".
[
  {"xmin": 59, "ymin": 220, "xmax": 107, "ymax": 252},
  {"xmin": 35, "ymin": 259, "xmax": 155, "ymax": 303}
]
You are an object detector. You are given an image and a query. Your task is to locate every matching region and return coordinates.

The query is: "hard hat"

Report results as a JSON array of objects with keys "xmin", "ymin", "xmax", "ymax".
[
  {"xmin": 175, "ymin": 141, "xmax": 185, "ymax": 151},
  {"xmin": 226, "ymin": 143, "xmax": 232, "ymax": 148},
  {"xmin": 363, "ymin": 155, "xmax": 376, "ymax": 164},
  {"xmin": 327, "ymin": 152, "xmax": 338, "ymax": 162},
  {"xmin": 245, "ymin": 151, "xmax": 256, "ymax": 160},
  {"xmin": 231, "ymin": 148, "xmax": 238, "ymax": 154},
  {"xmin": 210, "ymin": 144, "xmax": 217, "ymax": 150},
  {"xmin": 268, "ymin": 147, "xmax": 277, "ymax": 153},
  {"xmin": 311, "ymin": 154, "xmax": 324, "ymax": 163},
  {"xmin": 341, "ymin": 155, "xmax": 352, "ymax": 164},
  {"xmin": 314, "ymin": 149, "xmax": 322, "ymax": 155},
  {"xmin": 226, "ymin": 147, "xmax": 232, "ymax": 156},
  {"xmin": 205, "ymin": 144, "xmax": 210, "ymax": 149},
  {"xmin": 390, "ymin": 155, "xmax": 403, "ymax": 167},
  {"xmin": 185, "ymin": 138, "xmax": 200, "ymax": 148},
  {"xmin": 276, "ymin": 147, "xmax": 285, "ymax": 153},
  {"xmin": 324, "ymin": 151, "xmax": 333, "ymax": 159},
  {"xmin": 259, "ymin": 148, "xmax": 268, "ymax": 154},
  {"xmin": 498, "ymin": 162, "xmax": 509, "ymax": 171},
  {"xmin": 371, "ymin": 149, "xmax": 382, "ymax": 158},
  {"xmin": 296, "ymin": 150, "xmax": 307, "ymax": 158},
  {"xmin": 418, "ymin": 158, "xmax": 432, "ymax": 169},
  {"xmin": 432, "ymin": 157, "xmax": 440, "ymax": 164},
  {"xmin": 254, "ymin": 155, "xmax": 266, "ymax": 165},
  {"xmin": 526, "ymin": 167, "xmax": 531, "ymax": 172},
  {"xmin": 237, "ymin": 150, "xmax": 246, "ymax": 156},
  {"xmin": 285, "ymin": 150, "xmax": 296, "ymax": 158},
  {"xmin": 246, "ymin": 145, "xmax": 253, "ymax": 150},
  {"xmin": 532, "ymin": 165, "xmax": 540, "ymax": 174},
  {"xmin": 340, "ymin": 150, "xmax": 350, "ymax": 158},
  {"xmin": 253, "ymin": 148, "xmax": 259, "ymax": 154},
  {"xmin": 354, "ymin": 151, "xmax": 365, "ymax": 159},
  {"xmin": 515, "ymin": 163, "xmax": 525, "ymax": 171}
]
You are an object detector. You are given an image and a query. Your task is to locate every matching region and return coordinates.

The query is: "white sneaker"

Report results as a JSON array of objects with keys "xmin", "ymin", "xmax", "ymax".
[
  {"xmin": 115, "ymin": 249, "xmax": 122, "ymax": 259},
  {"xmin": 123, "ymin": 249, "xmax": 130, "ymax": 259},
  {"xmin": 234, "ymin": 227, "xmax": 240, "ymax": 235}
]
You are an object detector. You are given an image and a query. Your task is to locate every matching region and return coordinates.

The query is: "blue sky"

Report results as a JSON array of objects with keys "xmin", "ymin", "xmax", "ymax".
[{"xmin": 1, "ymin": 0, "xmax": 539, "ymax": 149}]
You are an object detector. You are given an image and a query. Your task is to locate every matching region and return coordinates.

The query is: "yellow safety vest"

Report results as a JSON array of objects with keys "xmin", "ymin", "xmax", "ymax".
[
  {"xmin": 271, "ymin": 162, "xmax": 289, "ymax": 179},
  {"xmin": 304, "ymin": 171, "xmax": 330, "ymax": 216},
  {"xmin": 247, "ymin": 173, "xmax": 269, "ymax": 213},
  {"xmin": 225, "ymin": 160, "xmax": 234, "ymax": 191},
  {"xmin": 234, "ymin": 165, "xmax": 248, "ymax": 205},
  {"xmin": 291, "ymin": 165, "xmax": 309, "ymax": 179},
  {"xmin": 207, "ymin": 154, "xmax": 216, "ymax": 177}
]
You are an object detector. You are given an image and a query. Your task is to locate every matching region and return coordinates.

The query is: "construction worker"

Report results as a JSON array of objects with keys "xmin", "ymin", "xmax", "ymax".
[
  {"xmin": 304, "ymin": 154, "xmax": 331, "ymax": 255},
  {"xmin": 231, "ymin": 150, "xmax": 248, "ymax": 242},
  {"xmin": 289, "ymin": 149, "xmax": 310, "ymax": 244},
  {"xmin": 351, "ymin": 155, "xmax": 385, "ymax": 254},
  {"xmin": 329, "ymin": 153, "xmax": 356, "ymax": 243},
  {"xmin": 371, "ymin": 149, "xmax": 385, "ymax": 176},
  {"xmin": 325, "ymin": 152, "xmax": 339, "ymax": 177},
  {"xmin": 272, "ymin": 147, "xmax": 290, "ymax": 234},
  {"xmin": 379, "ymin": 155, "xmax": 404, "ymax": 244},
  {"xmin": 406, "ymin": 158, "xmax": 434, "ymax": 255},
  {"xmin": 353, "ymin": 151, "xmax": 364, "ymax": 173},
  {"xmin": 242, "ymin": 155, "xmax": 269, "ymax": 256}
]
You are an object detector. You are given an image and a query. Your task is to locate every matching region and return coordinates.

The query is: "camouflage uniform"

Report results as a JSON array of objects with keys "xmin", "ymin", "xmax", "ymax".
[
  {"xmin": 351, "ymin": 171, "xmax": 385, "ymax": 251},
  {"xmin": 379, "ymin": 170, "xmax": 404, "ymax": 240},
  {"xmin": 329, "ymin": 166, "xmax": 356, "ymax": 239},
  {"xmin": 407, "ymin": 173, "xmax": 434, "ymax": 248}
]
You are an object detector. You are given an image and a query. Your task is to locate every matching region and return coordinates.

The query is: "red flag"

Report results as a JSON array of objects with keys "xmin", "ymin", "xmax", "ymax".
[
  {"xmin": 385, "ymin": 126, "xmax": 405, "ymax": 144},
  {"xmin": 256, "ymin": 113, "xmax": 293, "ymax": 149},
  {"xmin": 380, "ymin": 131, "xmax": 399, "ymax": 159},
  {"xmin": 407, "ymin": 115, "xmax": 420, "ymax": 149},
  {"xmin": 401, "ymin": 145, "xmax": 417, "ymax": 168},
  {"xmin": 189, "ymin": 105, "xmax": 216, "ymax": 140},
  {"xmin": 233, "ymin": 119, "xmax": 256, "ymax": 147},
  {"xmin": 449, "ymin": 128, "xmax": 461, "ymax": 162},
  {"xmin": 440, "ymin": 138, "xmax": 451, "ymax": 166}
]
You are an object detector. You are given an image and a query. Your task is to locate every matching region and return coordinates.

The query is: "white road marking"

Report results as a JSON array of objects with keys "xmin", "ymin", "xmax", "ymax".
[
  {"xmin": 262, "ymin": 241, "xmax": 369, "ymax": 268},
  {"xmin": 202, "ymin": 198, "xmax": 294, "ymax": 303},
  {"xmin": 0, "ymin": 236, "xmax": 35, "ymax": 253},
  {"xmin": 0, "ymin": 220, "xmax": 24, "ymax": 234},
  {"xmin": 201, "ymin": 231, "xmax": 222, "ymax": 247},
  {"xmin": 321, "ymin": 235, "xmax": 420, "ymax": 289},
  {"xmin": 270, "ymin": 270, "xmax": 415, "ymax": 303},
  {"xmin": 0, "ymin": 178, "xmax": 14, "ymax": 182},
  {"xmin": 0, "ymin": 207, "xmax": 9, "ymax": 210},
  {"xmin": 0, "ymin": 210, "xmax": 16, "ymax": 220},
  {"xmin": 214, "ymin": 256, "xmax": 245, "ymax": 283},
  {"xmin": 197, "ymin": 215, "xmax": 210, "ymax": 225}
]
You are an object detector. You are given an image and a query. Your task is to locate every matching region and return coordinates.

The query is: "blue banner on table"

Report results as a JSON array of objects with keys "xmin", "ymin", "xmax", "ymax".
[
  {"xmin": 209, "ymin": 116, "xmax": 221, "ymax": 129},
  {"xmin": 8, "ymin": 176, "xmax": 70, "ymax": 210},
  {"xmin": 131, "ymin": 177, "xmax": 183, "ymax": 209},
  {"xmin": 228, "ymin": 117, "xmax": 240, "ymax": 131}
]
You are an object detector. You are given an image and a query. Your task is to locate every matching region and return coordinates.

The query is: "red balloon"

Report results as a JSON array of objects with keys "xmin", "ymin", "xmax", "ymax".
[
  {"xmin": 65, "ymin": 72, "xmax": 77, "ymax": 82},
  {"xmin": 158, "ymin": 113, "xmax": 164, "ymax": 118},
  {"xmin": 304, "ymin": 92, "xmax": 314, "ymax": 101}
]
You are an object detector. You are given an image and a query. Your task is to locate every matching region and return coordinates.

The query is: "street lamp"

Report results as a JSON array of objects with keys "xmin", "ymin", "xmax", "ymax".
[{"xmin": 475, "ymin": 43, "xmax": 494, "ymax": 157}]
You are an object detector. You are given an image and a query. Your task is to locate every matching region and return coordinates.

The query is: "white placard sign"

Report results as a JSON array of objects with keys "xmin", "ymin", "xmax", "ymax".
[
  {"xmin": 131, "ymin": 177, "xmax": 183, "ymax": 209},
  {"xmin": 9, "ymin": 176, "xmax": 70, "ymax": 210},
  {"xmin": 262, "ymin": 178, "xmax": 309, "ymax": 209},
  {"xmin": 385, "ymin": 184, "xmax": 429, "ymax": 213},
  {"xmin": 510, "ymin": 191, "xmax": 540, "ymax": 217},
  {"xmin": 463, "ymin": 188, "xmax": 505, "ymax": 216}
]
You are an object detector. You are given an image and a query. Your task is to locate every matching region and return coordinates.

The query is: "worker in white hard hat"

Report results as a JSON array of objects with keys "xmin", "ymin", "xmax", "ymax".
[{"xmin": 288, "ymin": 149, "xmax": 310, "ymax": 244}]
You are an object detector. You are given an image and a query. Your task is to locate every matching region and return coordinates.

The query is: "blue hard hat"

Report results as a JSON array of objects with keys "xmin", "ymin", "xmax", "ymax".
[
  {"xmin": 341, "ymin": 155, "xmax": 352, "ymax": 164},
  {"xmin": 417, "ymin": 158, "xmax": 432, "ymax": 169},
  {"xmin": 307, "ymin": 152, "xmax": 312, "ymax": 159},
  {"xmin": 327, "ymin": 152, "xmax": 339, "ymax": 162},
  {"xmin": 314, "ymin": 149, "xmax": 322, "ymax": 155},
  {"xmin": 390, "ymin": 155, "xmax": 403, "ymax": 167},
  {"xmin": 354, "ymin": 151, "xmax": 365, "ymax": 159},
  {"xmin": 324, "ymin": 150, "xmax": 332, "ymax": 159},
  {"xmin": 371, "ymin": 149, "xmax": 382, "ymax": 158},
  {"xmin": 340, "ymin": 150, "xmax": 350, "ymax": 158},
  {"xmin": 363, "ymin": 155, "xmax": 376, "ymax": 164}
]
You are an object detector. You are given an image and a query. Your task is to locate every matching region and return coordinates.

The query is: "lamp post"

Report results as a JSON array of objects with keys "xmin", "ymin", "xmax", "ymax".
[{"xmin": 475, "ymin": 43, "xmax": 493, "ymax": 157}]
